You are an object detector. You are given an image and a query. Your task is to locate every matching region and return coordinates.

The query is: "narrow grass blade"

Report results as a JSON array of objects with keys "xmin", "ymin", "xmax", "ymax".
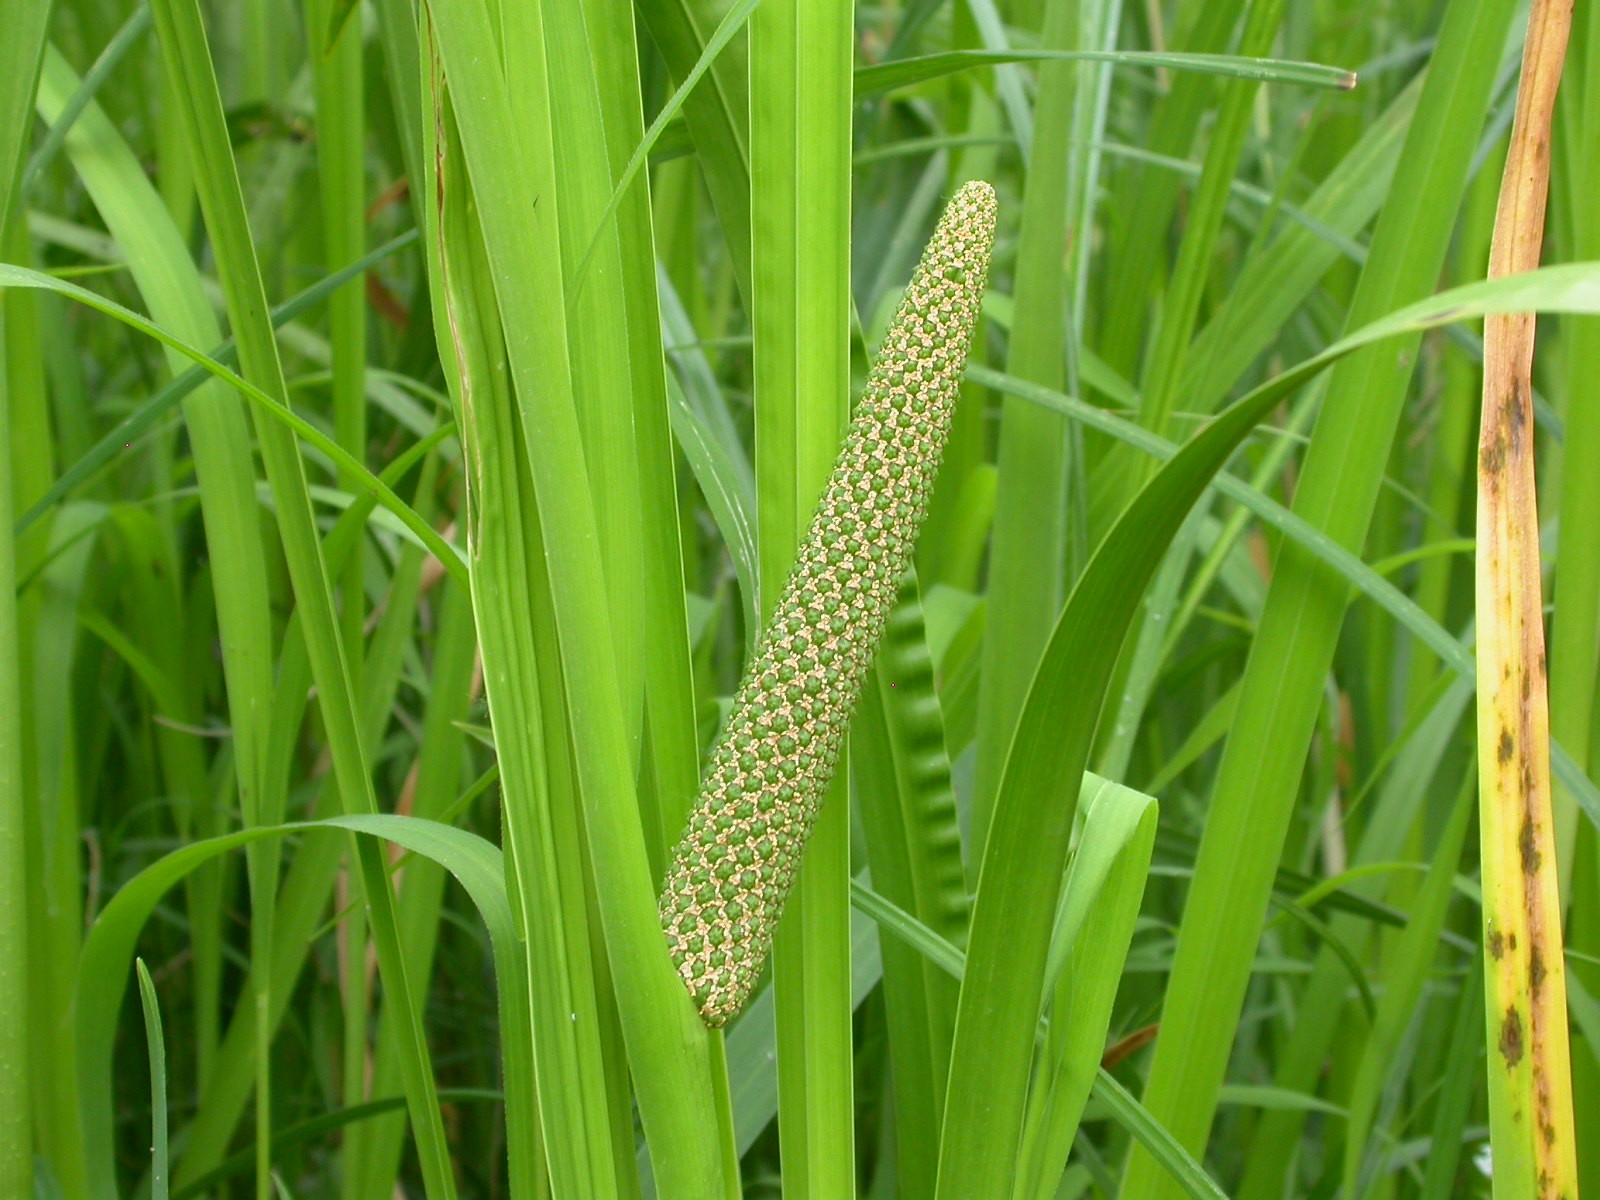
[
  {"xmin": 581, "ymin": 0, "xmax": 706, "ymax": 892},
  {"xmin": 135, "ymin": 959, "xmax": 170, "ymax": 1200},
  {"xmin": 1095, "ymin": 0, "xmax": 1246, "ymax": 378},
  {"xmin": 173, "ymin": 1091, "xmax": 506, "ymax": 1200},
  {"xmin": 635, "ymin": 0, "xmax": 757, "ymax": 307},
  {"xmin": 23, "ymin": 6, "xmax": 151, "ymax": 192},
  {"xmin": 171, "ymin": 438, "xmax": 455, "ymax": 1184},
  {"xmin": 4, "ymin": 21, "xmax": 80, "ymax": 1197},
  {"xmin": 0, "ymin": 64, "xmax": 40, "ymax": 1183},
  {"xmin": 13, "ymin": 226, "xmax": 419, "ymax": 534},
  {"xmin": 1419, "ymin": 968, "xmax": 1486, "ymax": 1200},
  {"xmin": 854, "ymin": 567, "xmax": 969, "ymax": 1197},
  {"xmin": 967, "ymin": 353, "xmax": 1600, "ymax": 822},
  {"xmin": 1474, "ymin": 3, "xmax": 1580, "ymax": 1193},
  {"xmin": 970, "ymin": 0, "xmax": 1074, "ymax": 867},
  {"xmin": 573, "ymin": 0, "xmax": 760, "ymax": 304},
  {"xmin": 855, "ymin": 48, "xmax": 1356, "ymax": 99},
  {"xmin": 1018, "ymin": 782, "xmax": 1157, "ymax": 1200},
  {"xmin": 1340, "ymin": 768, "xmax": 1474, "ymax": 1196}
]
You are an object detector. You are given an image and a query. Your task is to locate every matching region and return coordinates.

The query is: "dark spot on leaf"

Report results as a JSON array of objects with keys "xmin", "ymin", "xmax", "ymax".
[
  {"xmin": 1530, "ymin": 947, "xmax": 1546, "ymax": 993},
  {"xmin": 1520, "ymin": 814, "xmax": 1541, "ymax": 876},
  {"xmin": 1500, "ymin": 1006, "xmax": 1525, "ymax": 1065},
  {"xmin": 1488, "ymin": 929, "xmax": 1505, "ymax": 959},
  {"xmin": 1498, "ymin": 729, "xmax": 1515, "ymax": 763},
  {"xmin": 1510, "ymin": 381, "xmax": 1530, "ymax": 444},
  {"xmin": 1484, "ymin": 434, "xmax": 1507, "ymax": 474}
]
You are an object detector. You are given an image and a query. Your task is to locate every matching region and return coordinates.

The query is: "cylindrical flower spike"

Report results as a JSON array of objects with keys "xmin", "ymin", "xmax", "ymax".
[{"xmin": 659, "ymin": 181, "xmax": 998, "ymax": 1026}]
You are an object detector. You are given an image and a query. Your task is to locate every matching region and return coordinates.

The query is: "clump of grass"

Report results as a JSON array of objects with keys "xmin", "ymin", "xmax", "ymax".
[{"xmin": 658, "ymin": 180, "xmax": 997, "ymax": 1026}]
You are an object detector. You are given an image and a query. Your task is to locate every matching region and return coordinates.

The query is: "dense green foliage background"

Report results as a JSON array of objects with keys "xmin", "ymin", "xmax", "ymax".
[{"xmin": 1, "ymin": 0, "xmax": 1597, "ymax": 1197}]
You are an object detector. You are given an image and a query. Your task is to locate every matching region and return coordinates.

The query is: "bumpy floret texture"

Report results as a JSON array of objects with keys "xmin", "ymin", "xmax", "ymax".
[{"xmin": 659, "ymin": 181, "xmax": 998, "ymax": 1026}]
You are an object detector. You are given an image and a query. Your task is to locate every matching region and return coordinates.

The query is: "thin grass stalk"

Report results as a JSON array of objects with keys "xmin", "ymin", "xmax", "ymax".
[
  {"xmin": 8, "ymin": 49, "xmax": 84, "ymax": 1195},
  {"xmin": 301, "ymin": 6, "xmax": 373, "ymax": 1194},
  {"xmin": 745, "ymin": 3, "xmax": 857, "ymax": 1192},
  {"xmin": 351, "ymin": 474, "xmax": 467, "ymax": 1200},
  {"xmin": 367, "ymin": 0, "xmax": 425, "ymax": 224},
  {"xmin": 1092, "ymin": 0, "xmax": 1286, "ymax": 788},
  {"xmin": 969, "ymin": 0, "xmax": 1073, "ymax": 867},
  {"xmin": 1094, "ymin": 0, "xmax": 1245, "ymax": 379},
  {"xmin": 0, "ymin": 18, "xmax": 44, "ymax": 1191},
  {"xmin": 576, "ymin": 0, "xmax": 705, "ymax": 891},
  {"xmin": 920, "ymin": 5, "xmax": 1002, "ymax": 598},
  {"xmin": 0, "ymin": 207, "xmax": 35, "ymax": 1200},
  {"xmin": 1474, "ymin": 1, "xmax": 1580, "ymax": 1193},
  {"xmin": 1184, "ymin": 77, "xmax": 1422, "ymax": 418},
  {"xmin": 543, "ymin": 1, "xmax": 647, "ymax": 765},
  {"xmin": 1419, "ymin": 967, "xmax": 1488, "ymax": 1200},
  {"xmin": 135, "ymin": 959, "xmax": 170, "ymax": 1200},
  {"xmin": 21, "ymin": 493, "xmax": 91, "ymax": 1188},
  {"xmin": 305, "ymin": 0, "xmax": 366, "ymax": 638},
  {"xmin": 523, "ymin": 443, "xmax": 645, "ymax": 1197},
  {"xmin": 1339, "ymin": 767, "xmax": 1475, "ymax": 1197},
  {"xmin": 1404, "ymin": 141, "xmax": 1501, "ymax": 717},
  {"xmin": 635, "ymin": 0, "xmax": 754, "ymax": 311},
  {"xmin": 1128, "ymin": 0, "xmax": 1287, "ymax": 456},
  {"xmin": 583, "ymin": 0, "xmax": 736, "ymax": 1166},
  {"xmin": 102, "ymin": 506, "xmax": 218, "ymax": 1091},
  {"xmin": 1059, "ymin": 0, "xmax": 1124, "ymax": 578}
]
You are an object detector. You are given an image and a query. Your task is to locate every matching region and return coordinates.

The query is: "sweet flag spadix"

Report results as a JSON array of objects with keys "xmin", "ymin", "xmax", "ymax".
[{"xmin": 659, "ymin": 181, "xmax": 998, "ymax": 1026}]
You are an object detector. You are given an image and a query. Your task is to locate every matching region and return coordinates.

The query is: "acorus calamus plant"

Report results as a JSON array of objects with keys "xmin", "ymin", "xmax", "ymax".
[{"xmin": 659, "ymin": 180, "xmax": 998, "ymax": 1026}]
